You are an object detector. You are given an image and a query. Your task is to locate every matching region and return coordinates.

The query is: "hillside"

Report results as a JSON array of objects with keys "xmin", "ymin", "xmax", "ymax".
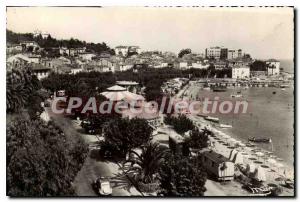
[{"xmin": 6, "ymin": 29, "xmax": 115, "ymax": 55}]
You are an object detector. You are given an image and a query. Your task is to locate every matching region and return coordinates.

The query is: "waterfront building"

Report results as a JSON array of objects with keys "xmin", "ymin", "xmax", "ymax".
[
  {"xmin": 231, "ymin": 61, "xmax": 250, "ymax": 79},
  {"xmin": 266, "ymin": 59, "xmax": 280, "ymax": 76}
]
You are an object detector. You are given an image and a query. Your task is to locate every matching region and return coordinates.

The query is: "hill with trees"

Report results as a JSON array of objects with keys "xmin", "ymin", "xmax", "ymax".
[{"xmin": 7, "ymin": 29, "xmax": 115, "ymax": 55}]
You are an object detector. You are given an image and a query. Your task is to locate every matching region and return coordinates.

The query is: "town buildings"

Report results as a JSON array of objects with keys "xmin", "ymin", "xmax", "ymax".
[
  {"xmin": 115, "ymin": 45, "xmax": 141, "ymax": 56},
  {"xmin": 205, "ymin": 46, "xmax": 243, "ymax": 60}
]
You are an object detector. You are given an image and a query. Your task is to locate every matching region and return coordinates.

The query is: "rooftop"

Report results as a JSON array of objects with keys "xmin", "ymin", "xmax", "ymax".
[{"xmin": 202, "ymin": 150, "xmax": 230, "ymax": 164}]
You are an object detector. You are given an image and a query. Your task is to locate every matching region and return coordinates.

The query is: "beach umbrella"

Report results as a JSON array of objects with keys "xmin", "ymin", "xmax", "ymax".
[
  {"xmin": 223, "ymin": 134, "xmax": 230, "ymax": 139},
  {"xmin": 248, "ymin": 157, "xmax": 257, "ymax": 161},
  {"xmin": 246, "ymin": 163, "xmax": 256, "ymax": 176},
  {"xmin": 255, "ymin": 152, "xmax": 264, "ymax": 158},
  {"xmin": 261, "ymin": 165, "xmax": 269, "ymax": 168},
  {"xmin": 275, "ymin": 177, "xmax": 286, "ymax": 182},
  {"xmin": 232, "ymin": 152, "xmax": 244, "ymax": 164},
  {"xmin": 239, "ymin": 143, "xmax": 246, "ymax": 147},
  {"xmin": 276, "ymin": 163, "xmax": 284, "ymax": 168},
  {"xmin": 254, "ymin": 161, "xmax": 263, "ymax": 164},
  {"xmin": 267, "ymin": 159, "xmax": 277, "ymax": 164}
]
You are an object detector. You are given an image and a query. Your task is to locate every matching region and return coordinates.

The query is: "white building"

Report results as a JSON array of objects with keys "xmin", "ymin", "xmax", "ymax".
[
  {"xmin": 266, "ymin": 59, "xmax": 280, "ymax": 76},
  {"xmin": 232, "ymin": 63, "xmax": 250, "ymax": 79},
  {"xmin": 227, "ymin": 49, "xmax": 242, "ymax": 59}
]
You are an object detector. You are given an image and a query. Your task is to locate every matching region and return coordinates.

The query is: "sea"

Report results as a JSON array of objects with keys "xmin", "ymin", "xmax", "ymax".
[
  {"xmin": 279, "ymin": 59, "xmax": 294, "ymax": 73},
  {"xmin": 196, "ymin": 87, "xmax": 295, "ymax": 167}
]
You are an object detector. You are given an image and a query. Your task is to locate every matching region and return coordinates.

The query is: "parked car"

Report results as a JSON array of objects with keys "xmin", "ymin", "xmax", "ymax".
[
  {"xmin": 80, "ymin": 119, "xmax": 100, "ymax": 134},
  {"xmin": 92, "ymin": 177, "xmax": 112, "ymax": 196}
]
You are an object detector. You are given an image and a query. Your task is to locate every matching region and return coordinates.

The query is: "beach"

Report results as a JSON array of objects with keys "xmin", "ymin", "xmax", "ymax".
[{"xmin": 183, "ymin": 81, "xmax": 294, "ymax": 196}]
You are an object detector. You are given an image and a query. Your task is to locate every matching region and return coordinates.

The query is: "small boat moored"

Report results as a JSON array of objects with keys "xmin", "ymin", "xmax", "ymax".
[
  {"xmin": 205, "ymin": 116, "xmax": 220, "ymax": 123},
  {"xmin": 219, "ymin": 124, "xmax": 232, "ymax": 128},
  {"xmin": 248, "ymin": 137, "xmax": 272, "ymax": 143}
]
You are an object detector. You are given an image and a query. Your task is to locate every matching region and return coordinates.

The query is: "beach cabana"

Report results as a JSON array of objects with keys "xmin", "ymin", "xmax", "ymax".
[
  {"xmin": 253, "ymin": 167, "xmax": 267, "ymax": 182},
  {"xmin": 246, "ymin": 164, "xmax": 256, "ymax": 176},
  {"xmin": 232, "ymin": 152, "xmax": 244, "ymax": 164},
  {"xmin": 201, "ymin": 150, "xmax": 235, "ymax": 181},
  {"xmin": 229, "ymin": 149, "xmax": 238, "ymax": 161}
]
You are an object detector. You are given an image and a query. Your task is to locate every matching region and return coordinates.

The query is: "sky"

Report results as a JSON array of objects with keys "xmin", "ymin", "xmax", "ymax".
[{"xmin": 6, "ymin": 7, "xmax": 294, "ymax": 59}]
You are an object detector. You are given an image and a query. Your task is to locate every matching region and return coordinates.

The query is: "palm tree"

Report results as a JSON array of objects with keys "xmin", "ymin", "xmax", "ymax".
[{"xmin": 126, "ymin": 142, "xmax": 169, "ymax": 184}]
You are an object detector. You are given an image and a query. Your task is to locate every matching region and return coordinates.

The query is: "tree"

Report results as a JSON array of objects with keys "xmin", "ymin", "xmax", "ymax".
[
  {"xmin": 164, "ymin": 115, "xmax": 195, "ymax": 135},
  {"xmin": 7, "ymin": 115, "xmax": 89, "ymax": 196},
  {"xmin": 185, "ymin": 128, "xmax": 209, "ymax": 151},
  {"xmin": 7, "ymin": 68, "xmax": 41, "ymax": 114},
  {"xmin": 158, "ymin": 155, "xmax": 207, "ymax": 196},
  {"xmin": 126, "ymin": 142, "xmax": 169, "ymax": 184},
  {"xmin": 102, "ymin": 118, "xmax": 153, "ymax": 158},
  {"xmin": 178, "ymin": 48, "xmax": 192, "ymax": 58},
  {"xmin": 250, "ymin": 60, "xmax": 267, "ymax": 71}
]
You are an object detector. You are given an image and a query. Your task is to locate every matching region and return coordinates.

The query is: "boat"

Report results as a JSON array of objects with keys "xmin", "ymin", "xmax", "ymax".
[
  {"xmin": 280, "ymin": 84, "xmax": 289, "ymax": 88},
  {"xmin": 204, "ymin": 116, "xmax": 220, "ymax": 123},
  {"xmin": 231, "ymin": 94, "xmax": 243, "ymax": 98},
  {"xmin": 248, "ymin": 137, "xmax": 272, "ymax": 143},
  {"xmin": 281, "ymin": 88, "xmax": 286, "ymax": 91},
  {"xmin": 231, "ymin": 91, "xmax": 243, "ymax": 98},
  {"xmin": 203, "ymin": 87, "xmax": 210, "ymax": 91},
  {"xmin": 197, "ymin": 114, "xmax": 208, "ymax": 118},
  {"xmin": 245, "ymin": 142, "xmax": 256, "ymax": 147},
  {"xmin": 219, "ymin": 124, "xmax": 232, "ymax": 128}
]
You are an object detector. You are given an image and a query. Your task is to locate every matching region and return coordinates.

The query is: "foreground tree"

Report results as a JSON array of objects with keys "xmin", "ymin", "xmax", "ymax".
[
  {"xmin": 158, "ymin": 155, "xmax": 207, "ymax": 196},
  {"xmin": 7, "ymin": 115, "xmax": 88, "ymax": 196},
  {"xmin": 6, "ymin": 68, "xmax": 41, "ymax": 114},
  {"xmin": 126, "ymin": 142, "xmax": 169, "ymax": 184},
  {"xmin": 102, "ymin": 118, "xmax": 153, "ymax": 158},
  {"xmin": 178, "ymin": 48, "xmax": 192, "ymax": 58}
]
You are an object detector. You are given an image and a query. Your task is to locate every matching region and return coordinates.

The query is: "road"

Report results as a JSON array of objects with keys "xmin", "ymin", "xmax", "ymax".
[{"xmin": 45, "ymin": 107, "xmax": 141, "ymax": 196}]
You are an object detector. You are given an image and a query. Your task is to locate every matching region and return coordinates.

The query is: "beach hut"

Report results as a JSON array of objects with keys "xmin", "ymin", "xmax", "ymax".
[
  {"xmin": 246, "ymin": 164, "xmax": 256, "ymax": 176},
  {"xmin": 232, "ymin": 152, "xmax": 244, "ymax": 164},
  {"xmin": 201, "ymin": 150, "xmax": 235, "ymax": 181},
  {"xmin": 253, "ymin": 167, "xmax": 267, "ymax": 182},
  {"xmin": 229, "ymin": 149, "xmax": 238, "ymax": 161}
]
